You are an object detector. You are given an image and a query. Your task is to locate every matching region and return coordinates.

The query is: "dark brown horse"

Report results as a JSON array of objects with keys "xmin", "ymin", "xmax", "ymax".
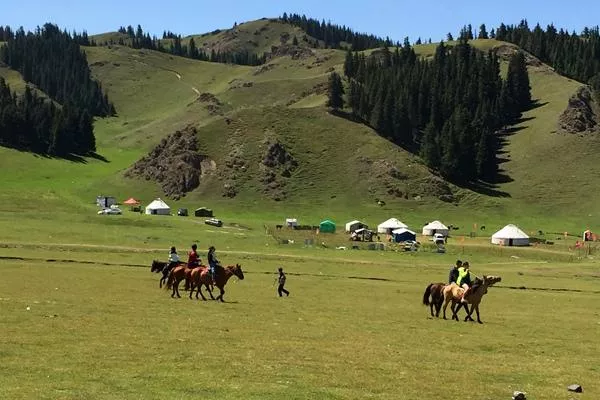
[
  {"xmin": 189, "ymin": 264, "xmax": 245, "ymax": 302},
  {"xmin": 422, "ymin": 282, "xmax": 446, "ymax": 317},
  {"xmin": 165, "ymin": 264, "xmax": 198, "ymax": 298},
  {"xmin": 151, "ymin": 260, "xmax": 178, "ymax": 288}
]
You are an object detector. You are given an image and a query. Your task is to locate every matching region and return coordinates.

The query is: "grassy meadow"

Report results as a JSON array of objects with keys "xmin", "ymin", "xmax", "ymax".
[{"xmin": 1, "ymin": 244, "xmax": 599, "ymax": 399}]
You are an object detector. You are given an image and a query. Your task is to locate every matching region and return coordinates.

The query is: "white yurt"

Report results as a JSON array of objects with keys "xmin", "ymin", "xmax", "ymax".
[
  {"xmin": 491, "ymin": 224, "xmax": 529, "ymax": 246},
  {"xmin": 377, "ymin": 218, "xmax": 408, "ymax": 234},
  {"xmin": 145, "ymin": 198, "xmax": 171, "ymax": 215},
  {"xmin": 422, "ymin": 220, "xmax": 449, "ymax": 236},
  {"xmin": 345, "ymin": 220, "xmax": 367, "ymax": 233}
]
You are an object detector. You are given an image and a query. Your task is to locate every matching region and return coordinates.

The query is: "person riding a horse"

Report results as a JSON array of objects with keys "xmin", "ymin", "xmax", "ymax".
[
  {"xmin": 188, "ymin": 244, "xmax": 201, "ymax": 267},
  {"xmin": 456, "ymin": 261, "xmax": 473, "ymax": 303},
  {"xmin": 163, "ymin": 246, "xmax": 180, "ymax": 275},
  {"xmin": 448, "ymin": 260, "xmax": 462, "ymax": 284},
  {"xmin": 207, "ymin": 246, "xmax": 221, "ymax": 285}
]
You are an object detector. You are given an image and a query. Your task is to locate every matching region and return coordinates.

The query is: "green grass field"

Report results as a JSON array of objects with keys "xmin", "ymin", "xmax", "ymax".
[{"xmin": 1, "ymin": 243, "xmax": 599, "ymax": 399}]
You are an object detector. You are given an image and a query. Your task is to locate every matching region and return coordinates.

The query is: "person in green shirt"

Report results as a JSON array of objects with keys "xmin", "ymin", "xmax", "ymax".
[{"xmin": 456, "ymin": 261, "xmax": 473, "ymax": 303}]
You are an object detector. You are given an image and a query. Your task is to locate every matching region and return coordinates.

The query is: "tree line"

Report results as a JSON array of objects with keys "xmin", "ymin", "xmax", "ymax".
[
  {"xmin": 280, "ymin": 13, "xmax": 392, "ymax": 50},
  {"xmin": 0, "ymin": 23, "xmax": 115, "ymax": 117},
  {"xmin": 494, "ymin": 20, "xmax": 600, "ymax": 89},
  {"xmin": 113, "ymin": 24, "xmax": 266, "ymax": 66},
  {"xmin": 0, "ymin": 78, "xmax": 95, "ymax": 155},
  {"xmin": 329, "ymin": 41, "xmax": 531, "ymax": 182}
]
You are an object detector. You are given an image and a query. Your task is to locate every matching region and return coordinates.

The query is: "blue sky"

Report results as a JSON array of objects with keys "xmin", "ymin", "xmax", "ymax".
[{"xmin": 2, "ymin": 0, "xmax": 599, "ymax": 42}]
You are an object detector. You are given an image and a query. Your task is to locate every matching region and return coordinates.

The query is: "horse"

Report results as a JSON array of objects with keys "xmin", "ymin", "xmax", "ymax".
[
  {"xmin": 422, "ymin": 282, "xmax": 446, "ymax": 317},
  {"xmin": 188, "ymin": 264, "xmax": 245, "ymax": 302},
  {"xmin": 442, "ymin": 275, "xmax": 502, "ymax": 324},
  {"xmin": 165, "ymin": 264, "xmax": 198, "ymax": 298},
  {"xmin": 151, "ymin": 260, "xmax": 167, "ymax": 273}
]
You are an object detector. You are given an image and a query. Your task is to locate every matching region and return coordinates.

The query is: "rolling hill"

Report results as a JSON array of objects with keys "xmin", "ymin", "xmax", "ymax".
[{"xmin": 1, "ymin": 19, "xmax": 599, "ymax": 233}]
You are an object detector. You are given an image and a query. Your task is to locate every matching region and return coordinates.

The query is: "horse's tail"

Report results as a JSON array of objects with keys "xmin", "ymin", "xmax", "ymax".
[
  {"xmin": 165, "ymin": 269, "xmax": 175, "ymax": 290},
  {"xmin": 423, "ymin": 283, "xmax": 434, "ymax": 306}
]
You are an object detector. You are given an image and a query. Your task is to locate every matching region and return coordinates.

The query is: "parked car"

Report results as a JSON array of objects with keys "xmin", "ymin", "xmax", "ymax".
[
  {"xmin": 98, "ymin": 207, "xmax": 122, "ymax": 215},
  {"xmin": 432, "ymin": 233, "xmax": 446, "ymax": 244},
  {"xmin": 205, "ymin": 218, "xmax": 223, "ymax": 227},
  {"xmin": 177, "ymin": 208, "xmax": 188, "ymax": 216}
]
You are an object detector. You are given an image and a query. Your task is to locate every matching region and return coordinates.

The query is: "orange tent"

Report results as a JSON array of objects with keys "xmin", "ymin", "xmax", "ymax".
[{"xmin": 123, "ymin": 197, "xmax": 140, "ymax": 205}]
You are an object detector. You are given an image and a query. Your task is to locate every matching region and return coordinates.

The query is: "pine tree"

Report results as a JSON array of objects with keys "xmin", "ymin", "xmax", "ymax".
[
  {"xmin": 506, "ymin": 51, "xmax": 531, "ymax": 113},
  {"xmin": 478, "ymin": 24, "xmax": 489, "ymax": 39},
  {"xmin": 326, "ymin": 72, "xmax": 345, "ymax": 110}
]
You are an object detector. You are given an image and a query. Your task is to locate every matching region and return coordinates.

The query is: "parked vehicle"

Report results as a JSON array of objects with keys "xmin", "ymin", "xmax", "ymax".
[
  {"xmin": 98, "ymin": 207, "xmax": 122, "ymax": 215},
  {"xmin": 432, "ymin": 233, "xmax": 446, "ymax": 244},
  {"xmin": 177, "ymin": 208, "xmax": 188, "ymax": 216},
  {"xmin": 205, "ymin": 218, "xmax": 223, "ymax": 227}
]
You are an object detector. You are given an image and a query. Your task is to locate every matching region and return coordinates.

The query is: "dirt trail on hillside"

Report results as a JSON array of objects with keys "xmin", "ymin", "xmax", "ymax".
[{"xmin": 132, "ymin": 59, "xmax": 200, "ymax": 97}]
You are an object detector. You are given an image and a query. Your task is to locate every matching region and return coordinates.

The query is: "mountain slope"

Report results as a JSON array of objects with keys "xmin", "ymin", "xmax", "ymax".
[{"xmin": 1, "ymin": 25, "xmax": 600, "ymax": 231}]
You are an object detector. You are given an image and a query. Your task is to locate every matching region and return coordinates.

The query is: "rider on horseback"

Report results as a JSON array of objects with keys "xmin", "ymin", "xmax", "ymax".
[
  {"xmin": 164, "ymin": 246, "xmax": 180, "ymax": 275},
  {"xmin": 208, "ymin": 246, "xmax": 220, "ymax": 286},
  {"xmin": 456, "ymin": 261, "xmax": 473, "ymax": 304},
  {"xmin": 188, "ymin": 244, "xmax": 201, "ymax": 267},
  {"xmin": 448, "ymin": 260, "xmax": 462, "ymax": 284}
]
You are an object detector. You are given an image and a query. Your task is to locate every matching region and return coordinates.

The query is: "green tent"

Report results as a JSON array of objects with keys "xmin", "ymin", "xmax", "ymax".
[{"xmin": 319, "ymin": 219, "xmax": 336, "ymax": 233}]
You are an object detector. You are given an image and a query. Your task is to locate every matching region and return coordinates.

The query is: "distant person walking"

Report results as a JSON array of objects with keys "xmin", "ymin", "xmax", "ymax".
[{"xmin": 277, "ymin": 267, "xmax": 289, "ymax": 297}]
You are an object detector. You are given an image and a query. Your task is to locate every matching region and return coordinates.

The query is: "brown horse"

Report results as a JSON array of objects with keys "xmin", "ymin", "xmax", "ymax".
[
  {"xmin": 189, "ymin": 264, "xmax": 245, "ymax": 302},
  {"xmin": 165, "ymin": 264, "xmax": 199, "ymax": 298},
  {"xmin": 442, "ymin": 275, "xmax": 502, "ymax": 323},
  {"xmin": 422, "ymin": 282, "xmax": 446, "ymax": 317}
]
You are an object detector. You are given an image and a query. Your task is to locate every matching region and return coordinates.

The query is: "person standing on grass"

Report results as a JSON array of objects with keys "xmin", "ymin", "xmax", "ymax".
[{"xmin": 277, "ymin": 267, "xmax": 290, "ymax": 297}]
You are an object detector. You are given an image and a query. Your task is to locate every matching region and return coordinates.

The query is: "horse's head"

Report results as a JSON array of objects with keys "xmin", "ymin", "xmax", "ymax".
[
  {"xmin": 483, "ymin": 275, "xmax": 502, "ymax": 287},
  {"xmin": 151, "ymin": 260, "xmax": 163, "ymax": 273},
  {"xmin": 231, "ymin": 263, "xmax": 245, "ymax": 280}
]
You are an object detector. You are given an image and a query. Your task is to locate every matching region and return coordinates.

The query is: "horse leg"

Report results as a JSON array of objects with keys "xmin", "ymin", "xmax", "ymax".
[
  {"xmin": 474, "ymin": 304, "xmax": 483, "ymax": 324},
  {"xmin": 218, "ymin": 287, "xmax": 225, "ymax": 302},
  {"xmin": 464, "ymin": 304, "xmax": 475, "ymax": 322},
  {"xmin": 435, "ymin": 298, "xmax": 443, "ymax": 317},
  {"xmin": 442, "ymin": 296, "xmax": 451, "ymax": 320},
  {"xmin": 206, "ymin": 284, "xmax": 215, "ymax": 300},
  {"xmin": 189, "ymin": 281, "xmax": 195, "ymax": 299},
  {"xmin": 198, "ymin": 284, "xmax": 207, "ymax": 301},
  {"xmin": 174, "ymin": 279, "xmax": 181, "ymax": 298},
  {"xmin": 451, "ymin": 301, "xmax": 460, "ymax": 321}
]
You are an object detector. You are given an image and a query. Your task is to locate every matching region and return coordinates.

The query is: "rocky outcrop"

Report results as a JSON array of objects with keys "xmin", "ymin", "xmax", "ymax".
[
  {"xmin": 558, "ymin": 86, "xmax": 599, "ymax": 134},
  {"xmin": 125, "ymin": 127, "xmax": 215, "ymax": 199}
]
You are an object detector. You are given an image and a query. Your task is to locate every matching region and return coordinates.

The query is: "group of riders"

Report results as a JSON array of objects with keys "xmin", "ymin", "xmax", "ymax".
[
  {"xmin": 448, "ymin": 259, "xmax": 479, "ymax": 303},
  {"xmin": 165, "ymin": 243, "xmax": 221, "ymax": 285}
]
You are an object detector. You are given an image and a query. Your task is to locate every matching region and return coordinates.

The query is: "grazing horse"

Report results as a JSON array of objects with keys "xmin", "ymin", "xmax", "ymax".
[
  {"xmin": 442, "ymin": 275, "xmax": 502, "ymax": 323},
  {"xmin": 422, "ymin": 282, "xmax": 446, "ymax": 317},
  {"xmin": 189, "ymin": 264, "xmax": 245, "ymax": 302},
  {"xmin": 165, "ymin": 264, "xmax": 198, "ymax": 298}
]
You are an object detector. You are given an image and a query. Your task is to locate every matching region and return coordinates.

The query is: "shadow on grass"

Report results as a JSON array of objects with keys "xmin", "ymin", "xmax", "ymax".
[{"xmin": 6, "ymin": 146, "xmax": 110, "ymax": 163}]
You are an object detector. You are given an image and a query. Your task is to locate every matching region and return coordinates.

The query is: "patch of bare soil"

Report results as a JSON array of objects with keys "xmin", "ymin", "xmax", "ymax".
[
  {"xmin": 259, "ymin": 138, "xmax": 298, "ymax": 201},
  {"xmin": 558, "ymin": 86, "xmax": 599, "ymax": 134},
  {"xmin": 359, "ymin": 157, "xmax": 456, "ymax": 202},
  {"xmin": 219, "ymin": 132, "xmax": 248, "ymax": 198},
  {"xmin": 268, "ymin": 44, "xmax": 314, "ymax": 60},
  {"xmin": 494, "ymin": 44, "xmax": 543, "ymax": 67},
  {"xmin": 190, "ymin": 92, "xmax": 224, "ymax": 115},
  {"xmin": 125, "ymin": 126, "xmax": 215, "ymax": 199}
]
